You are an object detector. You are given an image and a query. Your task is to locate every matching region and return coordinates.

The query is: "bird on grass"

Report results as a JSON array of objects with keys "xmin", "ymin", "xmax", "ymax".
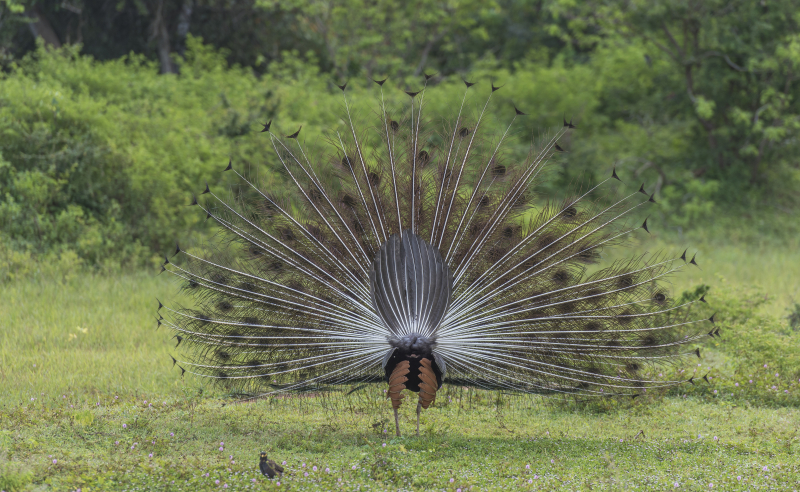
[
  {"xmin": 259, "ymin": 452, "xmax": 283, "ymax": 478},
  {"xmin": 158, "ymin": 76, "xmax": 715, "ymax": 437}
]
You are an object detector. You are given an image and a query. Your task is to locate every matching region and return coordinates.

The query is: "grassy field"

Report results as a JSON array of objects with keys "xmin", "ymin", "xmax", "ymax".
[{"xmin": 1, "ymin": 238, "xmax": 799, "ymax": 491}]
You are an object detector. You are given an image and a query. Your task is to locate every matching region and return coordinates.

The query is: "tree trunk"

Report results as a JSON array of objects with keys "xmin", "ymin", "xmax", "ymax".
[
  {"xmin": 27, "ymin": 6, "xmax": 61, "ymax": 47},
  {"xmin": 153, "ymin": 0, "xmax": 176, "ymax": 74},
  {"xmin": 176, "ymin": 0, "xmax": 193, "ymax": 58}
]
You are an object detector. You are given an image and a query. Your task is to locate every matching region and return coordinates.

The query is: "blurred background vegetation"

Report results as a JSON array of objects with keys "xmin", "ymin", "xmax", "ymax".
[{"xmin": 0, "ymin": 0, "xmax": 798, "ymax": 280}]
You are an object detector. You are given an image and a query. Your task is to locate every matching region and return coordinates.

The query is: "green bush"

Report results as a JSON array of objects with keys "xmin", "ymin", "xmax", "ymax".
[
  {"xmin": 0, "ymin": 38, "xmax": 282, "ymax": 271},
  {"xmin": 1, "ymin": 36, "xmax": 796, "ymax": 276}
]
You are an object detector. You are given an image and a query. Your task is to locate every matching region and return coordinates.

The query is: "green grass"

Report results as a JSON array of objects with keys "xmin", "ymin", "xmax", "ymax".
[{"xmin": 1, "ymin": 239, "xmax": 800, "ymax": 491}]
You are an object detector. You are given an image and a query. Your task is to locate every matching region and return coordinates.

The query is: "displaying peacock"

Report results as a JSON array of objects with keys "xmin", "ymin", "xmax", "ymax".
[{"xmin": 158, "ymin": 77, "xmax": 715, "ymax": 436}]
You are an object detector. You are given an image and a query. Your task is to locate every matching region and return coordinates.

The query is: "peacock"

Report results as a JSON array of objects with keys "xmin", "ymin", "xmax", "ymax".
[{"xmin": 158, "ymin": 76, "xmax": 716, "ymax": 437}]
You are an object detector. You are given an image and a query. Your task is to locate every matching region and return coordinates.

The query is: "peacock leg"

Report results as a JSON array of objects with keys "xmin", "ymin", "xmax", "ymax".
[
  {"xmin": 416, "ymin": 401, "xmax": 421, "ymax": 436},
  {"xmin": 394, "ymin": 408, "xmax": 401, "ymax": 437}
]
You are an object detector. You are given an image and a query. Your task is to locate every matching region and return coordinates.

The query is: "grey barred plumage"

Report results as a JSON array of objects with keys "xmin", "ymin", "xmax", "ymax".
[{"xmin": 158, "ymin": 76, "xmax": 712, "ymax": 436}]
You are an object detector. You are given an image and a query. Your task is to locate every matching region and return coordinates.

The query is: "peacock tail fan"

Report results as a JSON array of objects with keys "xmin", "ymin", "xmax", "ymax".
[{"xmin": 159, "ymin": 77, "xmax": 713, "ymax": 412}]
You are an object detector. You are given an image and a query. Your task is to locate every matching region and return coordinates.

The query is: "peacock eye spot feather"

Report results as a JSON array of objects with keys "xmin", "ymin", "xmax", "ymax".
[
  {"xmin": 537, "ymin": 235, "xmax": 555, "ymax": 250},
  {"xmin": 340, "ymin": 193, "xmax": 356, "ymax": 208},
  {"xmin": 217, "ymin": 301, "xmax": 233, "ymax": 312},
  {"xmin": 653, "ymin": 292, "xmax": 667, "ymax": 303},
  {"xmin": 308, "ymin": 187, "xmax": 323, "ymax": 203},
  {"xmin": 552, "ymin": 270, "xmax": 570, "ymax": 284},
  {"xmin": 468, "ymin": 222, "xmax": 485, "ymax": 238},
  {"xmin": 286, "ymin": 281, "xmax": 304, "ymax": 293},
  {"xmin": 617, "ymin": 311, "xmax": 633, "ymax": 323},
  {"xmin": 368, "ymin": 171, "xmax": 381, "ymax": 186},
  {"xmin": 279, "ymin": 227, "xmax": 295, "ymax": 242},
  {"xmin": 641, "ymin": 335, "xmax": 658, "ymax": 347},
  {"xmin": 216, "ymin": 350, "xmax": 231, "ymax": 360},
  {"xmin": 306, "ymin": 224, "xmax": 322, "ymax": 238},
  {"xmin": 491, "ymin": 164, "xmax": 506, "ymax": 177},
  {"xmin": 488, "ymin": 247, "xmax": 508, "ymax": 262},
  {"xmin": 417, "ymin": 150, "xmax": 430, "ymax": 166},
  {"xmin": 458, "ymin": 127, "xmax": 470, "ymax": 138},
  {"xmin": 562, "ymin": 207, "xmax": 578, "ymax": 218},
  {"xmin": 239, "ymin": 282, "xmax": 256, "ymax": 293},
  {"xmin": 389, "ymin": 120, "xmax": 399, "ymax": 132}
]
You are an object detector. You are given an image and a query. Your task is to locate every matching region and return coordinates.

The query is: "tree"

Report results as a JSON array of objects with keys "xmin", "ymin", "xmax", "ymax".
[{"xmin": 549, "ymin": 0, "xmax": 800, "ymax": 211}]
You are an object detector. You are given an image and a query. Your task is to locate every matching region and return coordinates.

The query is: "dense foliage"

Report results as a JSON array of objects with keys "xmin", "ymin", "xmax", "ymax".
[{"xmin": 0, "ymin": 0, "xmax": 797, "ymax": 273}]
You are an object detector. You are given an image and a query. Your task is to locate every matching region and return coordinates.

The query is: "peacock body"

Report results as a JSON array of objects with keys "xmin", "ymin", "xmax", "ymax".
[{"xmin": 159, "ymin": 77, "xmax": 713, "ymax": 436}]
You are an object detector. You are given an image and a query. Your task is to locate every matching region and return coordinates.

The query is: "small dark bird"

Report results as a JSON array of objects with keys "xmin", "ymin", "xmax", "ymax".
[{"xmin": 259, "ymin": 452, "xmax": 283, "ymax": 478}]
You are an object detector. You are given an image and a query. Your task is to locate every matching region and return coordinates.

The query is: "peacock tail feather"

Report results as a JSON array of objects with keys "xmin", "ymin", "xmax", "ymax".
[{"xmin": 158, "ymin": 78, "xmax": 713, "ymax": 405}]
